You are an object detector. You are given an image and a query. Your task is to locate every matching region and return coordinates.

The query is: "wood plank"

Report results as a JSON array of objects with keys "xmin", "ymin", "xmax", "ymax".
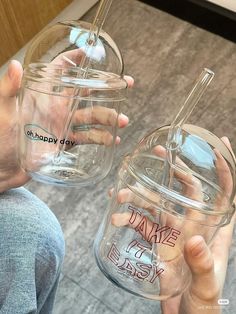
[{"xmin": 0, "ymin": 0, "xmax": 72, "ymax": 65}]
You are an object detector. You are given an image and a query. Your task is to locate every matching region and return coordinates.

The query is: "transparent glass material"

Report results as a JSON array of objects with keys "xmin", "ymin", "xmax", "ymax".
[
  {"xmin": 94, "ymin": 124, "xmax": 236, "ymax": 300},
  {"xmin": 18, "ymin": 21, "xmax": 127, "ymax": 186}
]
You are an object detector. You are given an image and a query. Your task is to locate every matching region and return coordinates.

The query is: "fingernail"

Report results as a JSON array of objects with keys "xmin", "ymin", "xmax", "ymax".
[
  {"xmin": 119, "ymin": 113, "xmax": 128, "ymax": 120},
  {"xmin": 8, "ymin": 60, "xmax": 15, "ymax": 80},
  {"xmin": 115, "ymin": 136, "xmax": 121, "ymax": 145},
  {"xmin": 124, "ymin": 75, "xmax": 134, "ymax": 88},
  {"xmin": 118, "ymin": 113, "xmax": 129, "ymax": 127}
]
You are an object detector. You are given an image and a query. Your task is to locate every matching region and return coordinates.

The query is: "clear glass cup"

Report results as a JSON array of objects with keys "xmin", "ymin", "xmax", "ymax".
[
  {"xmin": 17, "ymin": 21, "xmax": 127, "ymax": 186},
  {"xmin": 94, "ymin": 124, "xmax": 236, "ymax": 300}
]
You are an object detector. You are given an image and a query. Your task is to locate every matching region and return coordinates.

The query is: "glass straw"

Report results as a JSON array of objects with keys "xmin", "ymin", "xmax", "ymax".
[
  {"xmin": 55, "ymin": 0, "xmax": 114, "ymax": 159},
  {"xmin": 162, "ymin": 68, "xmax": 215, "ymax": 187},
  {"xmin": 72, "ymin": 0, "xmax": 114, "ymax": 73},
  {"xmin": 151, "ymin": 68, "xmax": 215, "ymax": 265}
]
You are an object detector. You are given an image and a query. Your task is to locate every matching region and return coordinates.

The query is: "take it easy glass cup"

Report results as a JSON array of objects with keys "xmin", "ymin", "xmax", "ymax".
[
  {"xmin": 17, "ymin": 21, "xmax": 127, "ymax": 186},
  {"xmin": 94, "ymin": 124, "xmax": 236, "ymax": 300}
]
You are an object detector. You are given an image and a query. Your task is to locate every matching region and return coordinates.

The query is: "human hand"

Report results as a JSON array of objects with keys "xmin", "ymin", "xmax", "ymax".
[
  {"xmin": 23, "ymin": 49, "xmax": 134, "ymax": 148},
  {"xmin": 161, "ymin": 211, "xmax": 235, "ymax": 314},
  {"xmin": 109, "ymin": 137, "xmax": 235, "ymax": 313},
  {"xmin": 161, "ymin": 137, "xmax": 236, "ymax": 314},
  {"xmin": 0, "ymin": 60, "xmax": 29, "ymax": 192},
  {"xmin": 0, "ymin": 59, "xmax": 133, "ymax": 192}
]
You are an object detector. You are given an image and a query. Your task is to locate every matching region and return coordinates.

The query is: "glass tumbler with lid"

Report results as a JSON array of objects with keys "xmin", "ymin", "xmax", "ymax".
[
  {"xmin": 18, "ymin": 20, "xmax": 127, "ymax": 186},
  {"xmin": 94, "ymin": 124, "xmax": 236, "ymax": 300}
]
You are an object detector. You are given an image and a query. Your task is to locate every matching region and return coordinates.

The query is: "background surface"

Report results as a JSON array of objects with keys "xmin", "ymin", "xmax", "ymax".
[
  {"xmin": 26, "ymin": 0, "xmax": 236, "ymax": 313},
  {"xmin": 0, "ymin": 0, "xmax": 73, "ymax": 65}
]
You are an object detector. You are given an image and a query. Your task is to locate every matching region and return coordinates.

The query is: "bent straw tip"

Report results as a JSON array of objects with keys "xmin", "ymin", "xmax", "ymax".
[{"xmin": 203, "ymin": 68, "xmax": 215, "ymax": 76}]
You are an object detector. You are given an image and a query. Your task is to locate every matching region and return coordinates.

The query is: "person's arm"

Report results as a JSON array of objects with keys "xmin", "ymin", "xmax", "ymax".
[
  {"xmin": 0, "ymin": 60, "xmax": 29, "ymax": 193},
  {"xmin": 0, "ymin": 60, "xmax": 133, "ymax": 193}
]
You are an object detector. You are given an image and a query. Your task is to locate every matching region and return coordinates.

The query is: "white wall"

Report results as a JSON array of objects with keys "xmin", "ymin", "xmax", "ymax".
[{"xmin": 207, "ymin": 0, "xmax": 236, "ymax": 12}]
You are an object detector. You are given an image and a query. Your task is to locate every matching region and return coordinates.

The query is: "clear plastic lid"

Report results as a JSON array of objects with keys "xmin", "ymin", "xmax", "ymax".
[
  {"xmin": 123, "ymin": 124, "xmax": 236, "ymax": 225},
  {"xmin": 23, "ymin": 20, "xmax": 126, "ymax": 89}
]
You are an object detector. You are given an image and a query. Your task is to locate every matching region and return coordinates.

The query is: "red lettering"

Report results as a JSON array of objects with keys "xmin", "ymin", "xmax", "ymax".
[
  {"xmin": 118, "ymin": 258, "xmax": 136, "ymax": 276},
  {"xmin": 128, "ymin": 205, "xmax": 135, "ymax": 224},
  {"xmin": 135, "ymin": 216, "xmax": 148, "ymax": 239},
  {"xmin": 107, "ymin": 244, "xmax": 120, "ymax": 266},
  {"xmin": 126, "ymin": 240, "xmax": 138, "ymax": 253},
  {"xmin": 127, "ymin": 210, "xmax": 180, "ymax": 248},
  {"xmin": 162, "ymin": 228, "xmax": 181, "ymax": 247},
  {"xmin": 150, "ymin": 266, "xmax": 164, "ymax": 283},
  {"xmin": 126, "ymin": 240, "xmax": 149, "ymax": 258},
  {"xmin": 147, "ymin": 223, "xmax": 170, "ymax": 243},
  {"xmin": 134, "ymin": 243, "xmax": 149, "ymax": 258},
  {"xmin": 108, "ymin": 242, "xmax": 166, "ymax": 284},
  {"xmin": 136, "ymin": 263, "xmax": 152, "ymax": 280},
  {"xmin": 128, "ymin": 205, "xmax": 141, "ymax": 226}
]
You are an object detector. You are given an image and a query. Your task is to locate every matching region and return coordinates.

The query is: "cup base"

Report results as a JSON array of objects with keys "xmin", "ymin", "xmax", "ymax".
[
  {"xmin": 28, "ymin": 168, "xmax": 107, "ymax": 187},
  {"xmin": 93, "ymin": 246, "xmax": 185, "ymax": 301}
]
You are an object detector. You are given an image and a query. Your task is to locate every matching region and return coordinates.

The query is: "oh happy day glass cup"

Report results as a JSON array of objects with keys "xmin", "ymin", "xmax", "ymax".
[
  {"xmin": 94, "ymin": 124, "xmax": 236, "ymax": 300},
  {"xmin": 17, "ymin": 20, "xmax": 127, "ymax": 186}
]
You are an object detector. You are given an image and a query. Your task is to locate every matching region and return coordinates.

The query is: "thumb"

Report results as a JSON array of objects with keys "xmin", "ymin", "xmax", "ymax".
[
  {"xmin": 0, "ymin": 60, "xmax": 23, "ymax": 98},
  {"xmin": 184, "ymin": 235, "xmax": 220, "ymax": 302}
]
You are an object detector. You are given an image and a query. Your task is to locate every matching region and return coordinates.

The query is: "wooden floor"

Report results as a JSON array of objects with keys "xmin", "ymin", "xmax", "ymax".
[{"xmin": 27, "ymin": 0, "xmax": 236, "ymax": 313}]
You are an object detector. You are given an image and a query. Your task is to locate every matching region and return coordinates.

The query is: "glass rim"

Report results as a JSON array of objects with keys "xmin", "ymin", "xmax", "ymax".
[
  {"xmin": 23, "ymin": 63, "xmax": 128, "ymax": 91},
  {"xmin": 120, "ymin": 158, "xmax": 235, "ymax": 225}
]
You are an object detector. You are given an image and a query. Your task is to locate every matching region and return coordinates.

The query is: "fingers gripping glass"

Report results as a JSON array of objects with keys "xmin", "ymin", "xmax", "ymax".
[
  {"xmin": 18, "ymin": 1, "xmax": 128, "ymax": 186},
  {"xmin": 94, "ymin": 70, "xmax": 236, "ymax": 300}
]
